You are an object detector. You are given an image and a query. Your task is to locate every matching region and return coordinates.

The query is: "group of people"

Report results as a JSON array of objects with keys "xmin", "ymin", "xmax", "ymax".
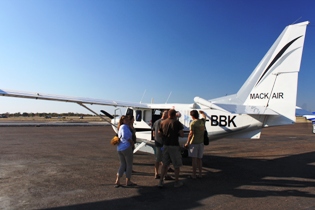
[{"xmin": 114, "ymin": 109, "xmax": 207, "ymax": 188}]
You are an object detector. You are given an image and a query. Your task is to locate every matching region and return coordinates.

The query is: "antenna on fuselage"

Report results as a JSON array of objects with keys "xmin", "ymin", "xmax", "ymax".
[
  {"xmin": 165, "ymin": 91, "xmax": 172, "ymax": 104},
  {"xmin": 140, "ymin": 89, "xmax": 146, "ymax": 103}
]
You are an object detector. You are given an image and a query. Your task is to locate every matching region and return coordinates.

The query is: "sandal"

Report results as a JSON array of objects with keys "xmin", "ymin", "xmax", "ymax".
[
  {"xmin": 114, "ymin": 184, "xmax": 121, "ymax": 188},
  {"xmin": 126, "ymin": 183, "xmax": 137, "ymax": 187},
  {"xmin": 164, "ymin": 175, "xmax": 175, "ymax": 180}
]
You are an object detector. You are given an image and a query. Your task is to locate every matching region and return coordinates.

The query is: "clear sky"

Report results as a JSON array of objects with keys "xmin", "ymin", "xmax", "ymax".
[{"xmin": 0, "ymin": 0, "xmax": 314, "ymax": 115}]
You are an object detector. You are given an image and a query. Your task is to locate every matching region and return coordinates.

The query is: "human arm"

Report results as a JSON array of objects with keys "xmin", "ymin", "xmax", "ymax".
[
  {"xmin": 178, "ymin": 129, "xmax": 184, "ymax": 138},
  {"xmin": 152, "ymin": 130, "xmax": 156, "ymax": 139},
  {"xmin": 184, "ymin": 130, "xmax": 193, "ymax": 148},
  {"xmin": 152, "ymin": 121, "xmax": 156, "ymax": 138},
  {"xmin": 199, "ymin": 110, "xmax": 210, "ymax": 119},
  {"xmin": 120, "ymin": 125, "xmax": 133, "ymax": 143}
]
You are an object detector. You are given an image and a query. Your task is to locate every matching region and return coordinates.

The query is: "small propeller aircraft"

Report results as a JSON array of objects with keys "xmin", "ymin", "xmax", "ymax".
[
  {"xmin": 0, "ymin": 21, "xmax": 310, "ymax": 155},
  {"xmin": 296, "ymin": 106, "xmax": 315, "ymax": 134}
]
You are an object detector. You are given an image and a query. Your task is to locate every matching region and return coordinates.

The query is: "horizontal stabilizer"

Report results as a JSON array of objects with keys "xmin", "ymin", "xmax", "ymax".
[
  {"xmin": 194, "ymin": 97, "xmax": 229, "ymax": 112},
  {"xmin": 195, "ymin": 96, "xmax": 278, "ymax": 115},
  {"xmin": 213, "ymin": 103, "xmax": 279, "ymax": 115}
]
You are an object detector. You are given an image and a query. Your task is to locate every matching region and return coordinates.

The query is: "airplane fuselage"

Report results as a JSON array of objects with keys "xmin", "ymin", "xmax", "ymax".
[{"xmin": 111, "ymin": 104, "xmax": 266, "ymax": 154}]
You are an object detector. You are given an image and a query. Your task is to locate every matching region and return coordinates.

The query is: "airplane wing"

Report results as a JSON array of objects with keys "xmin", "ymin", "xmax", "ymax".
[
  {"xmin": 295, "ymin": 107, "xmax": 315, "ymax": 121},
  {"xmin": 303, "ymin": 115, "xmax": 315, "ymax": 121},
  {"xmin": 295, "ymin": 106, "xmax": 314, "ymax": 116},
  {"xmin": 0, "ymin": 88, "xmax": 149, "ymax": 109}
]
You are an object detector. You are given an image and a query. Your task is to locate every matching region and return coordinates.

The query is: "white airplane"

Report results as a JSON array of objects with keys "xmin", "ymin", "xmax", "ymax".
[
  {"xmin": 0, "ymin": 21, "xmax": 310, "ymax": 155},
  {"xmin": 295, "ymin": 106, "xmax": 315, "ymax": 134},
  {"xmin": 296, "ymin": 106, "xmax": 315, "ymax": 121}
]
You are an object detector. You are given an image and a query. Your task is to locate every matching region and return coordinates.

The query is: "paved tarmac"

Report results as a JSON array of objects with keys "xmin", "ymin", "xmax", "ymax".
[{"xmin": 1, "ymin": 123, "xmax": 315, "ymax": 210}]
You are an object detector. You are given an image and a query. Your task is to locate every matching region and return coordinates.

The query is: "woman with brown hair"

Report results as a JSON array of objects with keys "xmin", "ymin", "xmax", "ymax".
[{"xmin": 114, "ymin": 115, "xmax": 136, "ymax": 188}]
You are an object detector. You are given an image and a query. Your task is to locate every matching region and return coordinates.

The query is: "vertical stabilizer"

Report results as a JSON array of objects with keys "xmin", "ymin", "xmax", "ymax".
[{"xmin": 222, "ymin": 21, "xmax": 309, "ymax": 124}]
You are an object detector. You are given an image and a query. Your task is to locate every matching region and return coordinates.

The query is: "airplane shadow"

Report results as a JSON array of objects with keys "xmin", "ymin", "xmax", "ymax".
[{"xmin": 45, "ymin": 151, "xmax": 315, "ymax": 210}]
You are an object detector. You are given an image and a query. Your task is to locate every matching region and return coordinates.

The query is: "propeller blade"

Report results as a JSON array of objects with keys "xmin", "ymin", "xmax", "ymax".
[{"xmin": 100, "ymin": 110, "xmax": 114, "ymax": 119}]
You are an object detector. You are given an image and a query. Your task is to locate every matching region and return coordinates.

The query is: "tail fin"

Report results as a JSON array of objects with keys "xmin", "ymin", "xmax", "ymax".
[{"xmin": 214, "ymin": 21, "xmax": 309, "ymax": 124}]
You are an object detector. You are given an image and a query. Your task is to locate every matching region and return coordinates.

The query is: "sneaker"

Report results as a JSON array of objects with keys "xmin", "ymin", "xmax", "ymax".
[
  {"xmin": 158, "ymin": 180, "xmax": 164, "ymax": 188},
  {"xmin": 174, "ymin": 181, "xmax": 183, "ymax": 188}
]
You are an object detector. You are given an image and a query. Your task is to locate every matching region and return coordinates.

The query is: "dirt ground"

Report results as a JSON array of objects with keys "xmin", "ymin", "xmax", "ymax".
[{"xmin": 1, "ymin": 123, "xmax": 315, "ymax": 210}]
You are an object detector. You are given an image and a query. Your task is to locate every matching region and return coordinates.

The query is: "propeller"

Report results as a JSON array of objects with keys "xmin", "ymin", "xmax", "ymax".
[{"xmin": 100, "ymin": 110, "xmax": 114, "ymax": 119}]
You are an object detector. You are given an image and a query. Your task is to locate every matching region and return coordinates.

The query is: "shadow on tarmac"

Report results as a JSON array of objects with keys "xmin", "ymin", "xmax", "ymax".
[{"xmin": 45, "ymin": 151, "xmax": 315, "ymax": 210}]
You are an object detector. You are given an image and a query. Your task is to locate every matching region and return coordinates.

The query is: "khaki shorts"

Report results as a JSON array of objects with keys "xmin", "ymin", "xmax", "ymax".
[
  {"xmin": 188, "ymin": 143, "xmax": 204, "ymax": 159},
  {"xmin": 162, "ymin": 146, "xmax": 183, "ymax": 169}
]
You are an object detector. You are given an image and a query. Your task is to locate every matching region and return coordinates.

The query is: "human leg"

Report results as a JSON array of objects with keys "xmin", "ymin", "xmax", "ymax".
[
  {"xmin": 122, "ymin": 147, "xmax": 135, "ymax": 185},
  {"xmin": 168, "ymin": 146, "xmax": 183, "ymax": 187},
  {"xmin": 197, "ymin": 158, "xmax": 202, "ymax": 177},
  {"xmin": 115, "ymin": 151, "xmax": 126, "ymax": 186},
  {"xmin": 174, "ymin": 167, "xmax": 180, "ymax": 182},
  {"xmin": 159, "ymin": 146, "xmax": 171, "ymax": 187},
  {"xmin": 154, "ymin": 161, "xmax": 161, "ymax": 178},
  {"xmin": 173, "ymin": 167, "xmax": 183, "ymax": 187},
  {"xmin": 154, "ymin": 146, "xmax": 162, "ymax": 178},
  {"xmin": 188, "ymin": 144, "xmax": 198, "ymax": 178},
  {"xmin": 197, "ymin": 144, "xmax": 204, "ymax": 178},
  {"xmin": 191, "ymin": 157, "xmax": 197, "ymax": 178},
  {"xmin": 115, "ymin": 174, "xmax": 121, "ymax": 186}
]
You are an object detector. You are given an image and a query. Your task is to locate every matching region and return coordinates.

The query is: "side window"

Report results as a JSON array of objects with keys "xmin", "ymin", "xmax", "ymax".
[{"xmin": 136, "ymin": 110, "xmax": 142, "ymax": 122}]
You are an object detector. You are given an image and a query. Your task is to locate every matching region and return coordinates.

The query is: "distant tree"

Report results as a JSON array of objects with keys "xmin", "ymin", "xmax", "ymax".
[
  {"xmin": 68, "ymin": 112, "xmax": 75, "ymax": 116},
  {"xmin": 14, "ymin": 112, "xmax": 21, "ymax": 117}
]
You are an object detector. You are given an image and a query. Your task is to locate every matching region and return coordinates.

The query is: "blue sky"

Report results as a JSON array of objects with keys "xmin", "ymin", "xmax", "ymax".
[{"xmin": 0, "ymin": 0, "xmax": 314, "ymax": 114}]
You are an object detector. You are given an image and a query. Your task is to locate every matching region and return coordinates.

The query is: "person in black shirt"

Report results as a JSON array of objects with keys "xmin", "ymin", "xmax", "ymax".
[{"xmin": 158, "ymin": 109, "xmax": 184, "ymax": 188}]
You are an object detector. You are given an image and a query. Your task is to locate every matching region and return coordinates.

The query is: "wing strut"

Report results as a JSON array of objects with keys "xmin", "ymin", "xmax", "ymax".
[
  {"xmin": 133, "ymin": 142, "xmax": 147, "ymax": 153},
  {"xmin": 77, "ymin": 103, "xmax": 117, "ymax": 128}
]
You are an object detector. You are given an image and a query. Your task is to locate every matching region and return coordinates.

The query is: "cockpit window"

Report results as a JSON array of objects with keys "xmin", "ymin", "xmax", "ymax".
[
  {"xmin": 154, "ymin": 110, "xmax": 161, "ymax": 115},
  {"xmin": 136, "ymin": 110, "xmax": 142, "ymax": 122},
  {"xmin": 126, "ymin": 108, "xmax": 133, "ymax": 116}
]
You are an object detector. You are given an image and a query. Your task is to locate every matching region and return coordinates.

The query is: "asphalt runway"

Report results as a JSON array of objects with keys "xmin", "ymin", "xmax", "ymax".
[{"xmin": 1, "ymin": 123, "xmax": 315, "ymax": 210}]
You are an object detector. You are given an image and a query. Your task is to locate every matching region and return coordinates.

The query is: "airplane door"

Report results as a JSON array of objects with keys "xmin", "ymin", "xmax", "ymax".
[{"xmin": 132, "ymin": 109, "xmax": 152, "ymax": 131}]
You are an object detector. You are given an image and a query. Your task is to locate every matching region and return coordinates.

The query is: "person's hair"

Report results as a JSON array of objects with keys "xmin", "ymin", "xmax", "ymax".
[
  {"xmin": 168, "ymin": 109, "xmax": 176, "ymax": 118},
  {"xmin": 190, "ymin": 110, "xmax": 199, "ymax": 119},
  {"xmin": 161, "ymin": 110, "xmax": 168, "ymax": 119},
  {"xmin": 117, "ymin": 115, "xmax": 127, "ymax": 130}
]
